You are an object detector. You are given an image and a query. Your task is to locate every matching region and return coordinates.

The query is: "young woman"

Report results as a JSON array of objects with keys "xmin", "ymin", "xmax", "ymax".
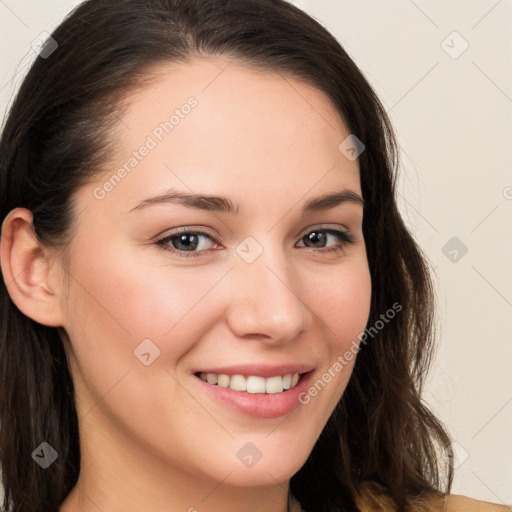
[{"xmin": 0, "ymin": 1, "xmax": 509, "ymax": 511}]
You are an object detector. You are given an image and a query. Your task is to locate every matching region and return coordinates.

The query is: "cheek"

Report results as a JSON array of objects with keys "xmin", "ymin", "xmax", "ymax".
[
  {"xmin": 308, "ymin": 256, "xmax": 372, "ymax": 348},
  {"xmin": 62, "ymin": 239, "xmax": 231, "ymax": 369},
  {"xmin": 304, "ymin": 257, "xmax": 372, "ymax": 407},
  {"xmin": 61, "ymin": 241, "xmax": 233, "ymax": 454}
]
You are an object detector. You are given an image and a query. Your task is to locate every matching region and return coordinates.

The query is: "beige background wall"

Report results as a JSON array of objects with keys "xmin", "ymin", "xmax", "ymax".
[{"xmin": 1, "ymin": 0, "xmax": 511, "ymax": 504}]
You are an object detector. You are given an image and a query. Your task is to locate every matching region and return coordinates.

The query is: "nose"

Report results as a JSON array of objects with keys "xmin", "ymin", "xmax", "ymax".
[{"xmin": 225, "ymin": 242, "xmax": 312, "ymax": 344}]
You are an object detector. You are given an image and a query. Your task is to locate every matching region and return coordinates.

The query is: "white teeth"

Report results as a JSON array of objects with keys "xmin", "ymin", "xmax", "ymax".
[
  {"xmin": 230, "ymin": 374, "xmax": 246, "ymax": 391},
  {"xmin": 265, "ymin": 376, "xmax": 283, "ymax": 394},
  {"xmin": 206, "ymin": 373, "xmax": 218, "ymax": 385},
  {"xmin": 197, "ymin": 372, "xmax": 302, "ymax": 393},
  {"xmin": 247, "ymin": 376, "xmax": 266, "ymax": 393},
  {"xmin": 217, "ymin": 374, "xmax": 230, "ymax": 388}
]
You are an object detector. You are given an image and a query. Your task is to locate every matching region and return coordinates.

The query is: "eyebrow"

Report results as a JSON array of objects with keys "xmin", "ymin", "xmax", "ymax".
[{"xmin": 128, "ymin": 187, "xmax": 364, "ymax": 215}]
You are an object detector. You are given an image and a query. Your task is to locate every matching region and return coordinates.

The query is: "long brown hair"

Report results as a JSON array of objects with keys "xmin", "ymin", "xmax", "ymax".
[{"xmin": 0, "ymin": 1, "xmax": 453, "ymax": 511}]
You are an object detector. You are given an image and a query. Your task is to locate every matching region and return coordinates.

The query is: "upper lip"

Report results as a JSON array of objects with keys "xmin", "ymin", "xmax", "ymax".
[{"xmin": 193, "ymin": 363, "xmax": 315, "ymax": 379}]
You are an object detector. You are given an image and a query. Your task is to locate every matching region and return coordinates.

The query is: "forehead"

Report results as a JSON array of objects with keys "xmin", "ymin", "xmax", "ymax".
[
  {"xmin": 84, "ymin": 57, "xmax": 361, "ymax": 215},
  {"xmin": 121, "ymin": 56, "xmax": 349, "ymax": 133}
]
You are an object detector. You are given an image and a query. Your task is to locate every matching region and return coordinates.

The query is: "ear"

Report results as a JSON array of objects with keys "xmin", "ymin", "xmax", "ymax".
[{"xmin": 0, "ymin": 207, "xmax": 64, "ymax": 327}]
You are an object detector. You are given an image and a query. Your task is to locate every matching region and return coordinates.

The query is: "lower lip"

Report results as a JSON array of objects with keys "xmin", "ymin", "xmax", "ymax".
[{"xmin": 192, "ymin": 371, "xmax": 315, "ymax": 419}]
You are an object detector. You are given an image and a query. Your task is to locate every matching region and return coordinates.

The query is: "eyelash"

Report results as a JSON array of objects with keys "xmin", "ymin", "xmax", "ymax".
[{"xmin": 155, "ymin": 226, "xmax": 356, "ymax": 259}]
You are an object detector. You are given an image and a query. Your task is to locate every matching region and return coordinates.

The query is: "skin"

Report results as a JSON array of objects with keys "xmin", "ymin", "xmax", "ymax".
[{"xmin": 1, "ymin": 57, "xmax": 372, "ymax": 511}]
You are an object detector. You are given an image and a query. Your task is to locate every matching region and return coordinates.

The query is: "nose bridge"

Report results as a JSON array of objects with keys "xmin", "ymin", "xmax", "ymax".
[{"xmin": 226, "ymin": 236, "xmax": 310, "ymax": 341}]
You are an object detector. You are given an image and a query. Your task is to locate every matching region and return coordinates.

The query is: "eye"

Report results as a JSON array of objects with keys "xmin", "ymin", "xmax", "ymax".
[
  {"xmin": 155, "ymin": 228, "xmax": 219, "ymax": 258},
  {"xmin": 296, "ymin": 228, "xmax": 355, "ymax": 254},
  {"xmin": 155, "ymin": 226, "xmax": 356, "ymax": 259}
]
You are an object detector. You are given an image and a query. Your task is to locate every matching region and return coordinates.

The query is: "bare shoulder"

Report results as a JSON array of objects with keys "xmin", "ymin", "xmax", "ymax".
[{"xmin": 444, "ymin": 494, "xmax": 512, "ymax": 512}]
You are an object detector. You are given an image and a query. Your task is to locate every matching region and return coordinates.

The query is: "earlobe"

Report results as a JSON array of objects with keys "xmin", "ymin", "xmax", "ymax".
[{"xmin": 0, "ymin": 207, "xmax": 64, "ymax": 327}]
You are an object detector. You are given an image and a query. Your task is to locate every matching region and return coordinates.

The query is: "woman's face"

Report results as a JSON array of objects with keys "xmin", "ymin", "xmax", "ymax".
[{"xmin": 57, "ymin": 57, "xmax": 371, "ymax": 489}]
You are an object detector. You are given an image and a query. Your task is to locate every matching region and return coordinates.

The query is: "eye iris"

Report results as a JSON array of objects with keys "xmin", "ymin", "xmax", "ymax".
[
  {"xmin": 306, "ymin": 231, "xmax": 326, "ymax": 247},
  {"xmin": 174, "ymin": 234, "xmax": 199, "ymax": 251}
]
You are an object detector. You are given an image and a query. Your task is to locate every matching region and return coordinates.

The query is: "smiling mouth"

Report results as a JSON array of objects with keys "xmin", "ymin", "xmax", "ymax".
[{"xmin": 194, "ymin": 371, "xmax": 308, "ymax": 394}]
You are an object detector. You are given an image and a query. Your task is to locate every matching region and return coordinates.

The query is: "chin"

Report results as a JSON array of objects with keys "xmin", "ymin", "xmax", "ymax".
[
  {"xmin": 218, "ymin": 460, "xmax": 304, "ymax": 487},
  {"xmin": 209, "ymin": 442, "xmax": 311, "ymax": 487}
]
